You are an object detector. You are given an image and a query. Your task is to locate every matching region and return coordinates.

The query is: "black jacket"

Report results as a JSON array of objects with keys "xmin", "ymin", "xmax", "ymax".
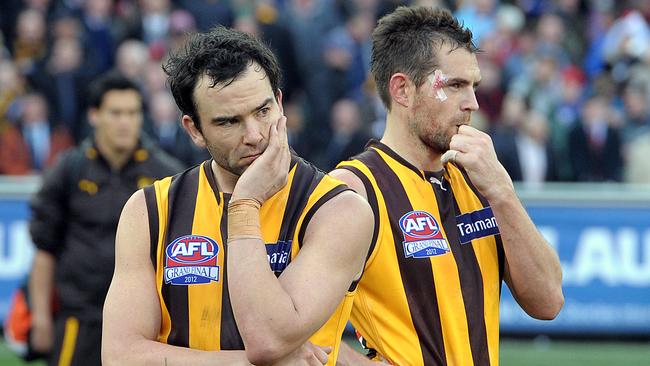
[{"xmin": 29, "ymin": 136, "xmax": 184, "ymax": 320}]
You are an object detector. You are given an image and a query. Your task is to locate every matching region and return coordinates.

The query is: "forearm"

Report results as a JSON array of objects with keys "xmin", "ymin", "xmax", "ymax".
[
  {"xmin": 489, "ymin": 189, "xmax": 563, "ymax": 318},
  {"xmin": 103, "ymin": 337, "xmax": 250, "ymax": 366},
  {"xmin": 29, "ymin": 250, "xmax": 55, "ymax": 322},
  {"xmin": 226, "ymin": 198, "xmax": 310, "ymax": 363},
  {"xmin": 227, "ymin": 237, "xmax": 307, "ymax": 363},
  {"xmin": 337, "ymin": 342, "xmax": 380, "ymax": 366}
]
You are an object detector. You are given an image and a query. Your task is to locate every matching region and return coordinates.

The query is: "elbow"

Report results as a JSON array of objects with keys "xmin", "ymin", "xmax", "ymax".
[
  {"xmin": 102, "ymin": 343, "xmax": 123, "ymax": 366},
  {"xmin": 243, "ymin": 333, "xmax": 294, "ymax": 366},
  {"xmin": 528, "ymin": 288, "xmax": 565, "ymax": 320},
  {"xmin": 102, "ymin": 336, "xmax": 142, "ymax": 366}
]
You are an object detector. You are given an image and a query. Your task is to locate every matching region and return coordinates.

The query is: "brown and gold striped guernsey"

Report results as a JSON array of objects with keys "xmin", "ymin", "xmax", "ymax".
[
  {"xmin": 337, "ymin": 140, "xmax": 505, "ymax": 366},
  {"xmin": 143, "ymin": 156, "xmax": 354, "ymax": 365}
]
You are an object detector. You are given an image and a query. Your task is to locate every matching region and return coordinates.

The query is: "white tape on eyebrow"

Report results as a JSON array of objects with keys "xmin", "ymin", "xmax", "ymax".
[{"xmin": 427, "ymin": 69, "xmax": 448, "ymax": 101}]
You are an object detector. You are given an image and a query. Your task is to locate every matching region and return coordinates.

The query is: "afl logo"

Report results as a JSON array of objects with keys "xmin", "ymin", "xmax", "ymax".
[
  {"xmin": 399, "ymin": 210, "xmax": 449, "ymax": 259},
  {"xmin": 164, "ymin": 235, "xmax": 220, "ymax": 285},
  {"xmin": 166, "ymin": 235, "xmax": 218, "ymax": 264},
  {"xmin": 399, "ymin": 211, "xmax": 440, "ymax": 239}
]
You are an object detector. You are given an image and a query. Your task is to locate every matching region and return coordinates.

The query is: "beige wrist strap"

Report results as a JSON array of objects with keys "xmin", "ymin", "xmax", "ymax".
[{"xmin": 227, "ymin": 198, "xmax": 262, "ymax": 241}]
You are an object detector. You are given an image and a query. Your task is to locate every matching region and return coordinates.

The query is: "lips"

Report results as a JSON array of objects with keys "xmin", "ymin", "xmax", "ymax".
[{"xmin": 240, "ymin": 153, "xmax": 261, "ymax": 164}]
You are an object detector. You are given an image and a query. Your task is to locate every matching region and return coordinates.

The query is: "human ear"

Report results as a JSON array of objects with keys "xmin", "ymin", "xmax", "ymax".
[
  {"xmin": 181, "ymin": 115, "xmax": 206, "ymax": 148},
  {"xmin": 389, "ymin": 73, "xmax": 412, "ymax": 108}
]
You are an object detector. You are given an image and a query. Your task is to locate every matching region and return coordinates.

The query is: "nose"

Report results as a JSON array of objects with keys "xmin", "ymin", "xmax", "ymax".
[
  {"xmin": 242, "ymin": 118, "xmax": 264, "ymax": 146},
  {"xmin": 462, "ymin": 90, "xmax": 479, "ymax": 112}
]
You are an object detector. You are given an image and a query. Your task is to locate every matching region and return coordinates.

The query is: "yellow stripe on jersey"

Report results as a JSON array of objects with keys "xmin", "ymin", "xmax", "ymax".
[
  {"xmin": 187, "ymin": 165, "xmax": 225, "ymax": 350},
  {"xmin": 446, "ymin": 164, "xmax": 501, "ymax": 365},
  {"xmin": 57, "ymin": 316, "xmax": 79, "ymax": 366},
  {"xmin": 153, "ymin": 176, "xmax": 173, "ymax": 344}
]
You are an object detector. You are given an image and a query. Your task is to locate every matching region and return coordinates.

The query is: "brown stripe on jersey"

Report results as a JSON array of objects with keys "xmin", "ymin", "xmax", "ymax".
[
  {"xmin": 431, "ymin": 179, "xmax": 490, "ymax": 366},
  {"xmin": 336, "ymin": 165, "xmax": 380, "ymax": 267},
  {"xmin": 368, "ymin": 140, "xmax": 424, "ymax": 179},
  {"xmin": 162, "ymin": 166, "xmax": 200, "ymax": 347},
  {"xmin": 296, "ymin": 184, "xmax": 349, "ymax": 246},
  {"xmin": 357, "ymin": 150, "xmax": 446, "ymax": 366},
  {"xmin": 203, "ymin": 160, "xmax": 221, "ymax": 205},
  {"xmin": 218, "ymin": 193, "xmax": 245, "ymax": 349},
  {"xmin": 144, "ymin": 185, "xmax": 159, "ymax": 268},
  {"xmin": 455, "ymin": 166, "xmax": 505, "ymax": 283},
  {"xmin": 283, "ymin": 157, "xmax": 324, "ymax": 249}
]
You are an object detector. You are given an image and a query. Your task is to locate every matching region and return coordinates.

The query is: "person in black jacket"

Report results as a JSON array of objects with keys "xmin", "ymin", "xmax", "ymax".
[{"xmin": 27, "ymin": 71, "xmax": 183, "ymax": 366}]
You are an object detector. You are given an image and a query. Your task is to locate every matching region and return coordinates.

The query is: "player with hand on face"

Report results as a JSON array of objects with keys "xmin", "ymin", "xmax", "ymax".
[
  {"xmin": 333, "ymin": 6, "xmax": 564, "ymax": 366},
  {"xmin": 102, "ymin": 27, "xmax": 373, "ymax": 366}
]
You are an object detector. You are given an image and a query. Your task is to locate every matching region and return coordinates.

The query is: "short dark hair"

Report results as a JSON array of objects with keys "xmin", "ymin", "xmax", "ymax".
[
  {"xmin": 88, "ymin": 71, "xmax": 141, "ymax": 109},
  {"xmin": 371, "ymin": 6, "xmax": 478, "ymax": 110},
  {"xmin": 163, "ymin": 26, "xmax": 281, "ymax": 132}
]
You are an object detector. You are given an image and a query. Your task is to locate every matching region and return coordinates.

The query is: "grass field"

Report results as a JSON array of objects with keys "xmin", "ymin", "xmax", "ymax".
[{"xmin": 2, "ymin": 338, "xmax": 649, "ymax": 365}]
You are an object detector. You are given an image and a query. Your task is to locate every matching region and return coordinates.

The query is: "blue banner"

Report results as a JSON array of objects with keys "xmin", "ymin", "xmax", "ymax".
[
  {"xmin": 500, "ymin": 204, "xmax": 650, "ymax": 335},
  {"xmin": 0, "ymin": 199, "xmax": 35, "ymax": 321}
]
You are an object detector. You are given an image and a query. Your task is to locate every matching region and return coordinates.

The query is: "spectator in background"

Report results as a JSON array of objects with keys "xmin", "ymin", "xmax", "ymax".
[
  {"xmin": 602, "ymin": 9, "xmax": 650, "ymax": 84},
  {"xmin": 569, "ymin": 94, "xmax": 623, "ymax": 182},
  {"xmin": 454, "ymin": 0, "xmax": 497, "ymax": 46},
  {"xmin": 114, "ymin": 39, "xmax": 149, "ymax": 87},
  {"xmin": 619, "ymin": 84, "xmax": 650, "ymax": 143},
  {"xmin": 175, "ymin": 0, "xmax": 234, "ymax": 32},
  {"xmin": 510, "ymin": 49, "xmax": 562, "ymax": 117},
  {"xmin": 323, "ymin": 11, "xmax": 374, "ymax": 101},
  {"xmin": 81, "ymin": 0, "xmax": 116, "ymax": 76},
  {"xmin": 0, "ymin": 93, "xmax": 72, "ymax": 175},
  {"xmin": 149, "ymin": 89, "xmax": 207, "ymax": 167},
  {"xmin": 165, "ymin": 9, "xmax": 197, "ymax": 53},
  {"xmin": 138, "ymin": 0, "xmax": 172, "ymax": 46},
  {"xmin": 517, "ymin": 110, "xmax": 557, "ymax": 184},
  {"xmin": 283, "ymin": 98, "xmax": 311, "ymax": 158},
  {"xmin": 492, "ymin": 93, "xmax": 527, "ymax": 181},
  {"xmin": 284, "ymin": 0, "xmax": 343, "ymax": 147},
  {"xmin": 534, "ymin": 12, "xmax": 571, "ymax": 68},
  {"xmin": 11, "ymin": 8, "xmax": 47, "ymax": 75},
  {"xmin": 30, "ymin": 36, "xmax": 90, "ymax": 142},
  {"xmin": 624, "ymin": 131, "xmax": 650, "ymax": 183},
  {"xmin": 0, "ymin": 60, "xmax": 27, "ymax": 131},
  {"xmin": 475, "ymin": 57, "xmax": 504, "ymax": 126},
  {"xmin": 321, "ymin": 98, "xmax": 370, "ymax": 170},
  {"xmin": 27, "ymin": 72, "xmax": 182, "ymax": 366},
  {"xmin": 549, "ymin": 65, "xmax": 586, "ymax": 180}
]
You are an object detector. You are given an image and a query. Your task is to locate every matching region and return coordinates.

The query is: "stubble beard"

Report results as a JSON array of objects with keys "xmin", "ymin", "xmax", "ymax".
[
  {"xmin": 206, "ymin": 144, "xmax": 246, "ymax": 177},
  {"xmin": 409, "ymin": 115, "xmax": 450, "ymax": 156}
]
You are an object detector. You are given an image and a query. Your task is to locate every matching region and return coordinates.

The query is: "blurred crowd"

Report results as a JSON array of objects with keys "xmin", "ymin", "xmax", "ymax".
[{"xmin": 0, "ymin": 0, "xmax": 649, "ymax": 183}]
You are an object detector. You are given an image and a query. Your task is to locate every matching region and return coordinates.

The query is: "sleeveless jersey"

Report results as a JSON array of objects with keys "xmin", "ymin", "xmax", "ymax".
[
  {"xmin": 337, "ymin": 141, "xmax": 505, "ymax": 366},
  {"xmin": 144, "ymin": 158, "xmax": 355, "ymax": 364}
]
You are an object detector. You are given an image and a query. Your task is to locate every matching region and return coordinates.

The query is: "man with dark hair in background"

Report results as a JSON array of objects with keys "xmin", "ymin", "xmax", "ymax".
[
  {"xmin": 28, "ymin": 71, "xmax": 183, "ymax": 366},
  {"xmin": 102, "ymin": 26, "xmax": 373, "ymax": 365},
  {"xmin": 333, "ymin": 6, "xmax": 564, "ymax": 365}
]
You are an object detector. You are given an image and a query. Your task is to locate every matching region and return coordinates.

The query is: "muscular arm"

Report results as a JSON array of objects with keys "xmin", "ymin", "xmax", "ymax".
[
  {"xmin": 227, "ymin": 191, "xmax": 373, "ymax": 365},
  {"xmin": 102, "ymin": 190, "xmax": 251, "ymax": 366},
  {"xmin": 488, "ymin": 190, "xmax": 564, "ymax": 319},
  {"xmin": 449, "ymin": 125, "xmax": 564, "ymax": 320}
]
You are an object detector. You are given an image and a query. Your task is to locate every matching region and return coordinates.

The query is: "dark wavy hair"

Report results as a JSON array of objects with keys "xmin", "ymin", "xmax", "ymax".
[
  {"xmin": 371, "ymin": 6, "xmax": 478, "ymax": 110},
  {"xmin": 88, "ymin": 71, "xmax": 141, "ymax": 109},
  {"xmin": 163, "ymin": 26, "xmax": 281, "ymax": 132}
]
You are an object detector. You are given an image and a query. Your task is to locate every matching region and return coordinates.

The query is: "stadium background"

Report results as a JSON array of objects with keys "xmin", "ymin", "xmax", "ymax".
[{"xmin": 1, "ymin": 0, "xmax": 649, "ymax": 364}]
